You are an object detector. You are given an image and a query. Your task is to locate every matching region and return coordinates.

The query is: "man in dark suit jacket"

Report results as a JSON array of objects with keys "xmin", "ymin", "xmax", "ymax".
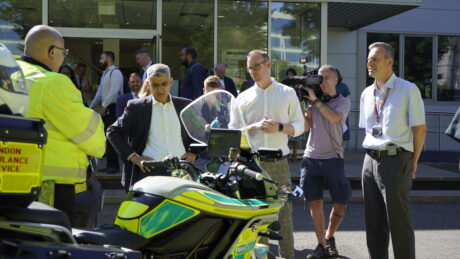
[
  {"xmin": 115, "ymin": 72, "xmax": 141, "ymax": 118},
  {"xmin": 135, "ymin": 48, "xmax": 154, "ymax": 83},
  {"xmin": 107, "ymin": 64, "xmax": 196, "ymax": 191},
  {"xmin": 179, "ymin": 46, "xmax": 208, "ymax": 100},
  {"xmin": 215, "ymin": 64, "xmax": 238, "ymax": 98}
]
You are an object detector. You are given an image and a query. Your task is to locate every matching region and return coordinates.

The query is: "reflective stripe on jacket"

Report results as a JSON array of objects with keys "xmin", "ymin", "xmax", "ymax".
[{"xmin": 19, "ymin": 61, "xmax": 106, "ymax": 191}]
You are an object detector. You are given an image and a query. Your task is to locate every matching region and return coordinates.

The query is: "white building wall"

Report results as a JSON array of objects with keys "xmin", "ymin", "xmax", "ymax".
[{"xmin": 328, "ymin": 0, "xmax": 460, "ymax": 151}]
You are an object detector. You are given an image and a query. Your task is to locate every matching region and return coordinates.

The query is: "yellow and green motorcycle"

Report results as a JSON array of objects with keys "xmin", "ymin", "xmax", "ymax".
[{"xmin": 74, "ymin": 90, "xmax": 301, "ymax": 258}]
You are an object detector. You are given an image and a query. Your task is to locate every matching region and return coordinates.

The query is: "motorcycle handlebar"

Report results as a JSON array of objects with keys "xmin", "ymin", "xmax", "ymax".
[
  {"xmin": 235, "ymin": 164, "xmax": 264, "ymax": 181},
  {"xmin": 140, "ymin": 160, "xmax": 165, "ymax": 168}
]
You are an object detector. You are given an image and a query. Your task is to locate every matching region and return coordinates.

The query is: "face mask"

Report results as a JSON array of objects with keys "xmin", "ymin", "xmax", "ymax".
[
  {"xmin": 181, "ymin": 60, "xmax": 188, "ymax": 67},
  {"xmin": 98, "ymin": 62, "xmax": 108, "ymax": 70}
]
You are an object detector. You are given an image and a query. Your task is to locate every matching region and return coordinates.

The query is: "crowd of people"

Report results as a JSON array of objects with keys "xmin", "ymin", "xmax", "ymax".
[{"xmin": 18, "ymin": 24, "xmax": 427, "ymax": 259}]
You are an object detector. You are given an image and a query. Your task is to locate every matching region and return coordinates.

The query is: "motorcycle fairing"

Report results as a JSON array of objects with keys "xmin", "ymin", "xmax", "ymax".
[
  {"xmin": 138, "ymin": 200, "xmax": 200, "ymax": 238},
  {"xmin": 173, "ymin": 190, "xmax": 282, "ymax": 219}
]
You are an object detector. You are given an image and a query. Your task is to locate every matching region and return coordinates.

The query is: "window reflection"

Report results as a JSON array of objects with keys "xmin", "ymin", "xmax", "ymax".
[
  {"xmin": 270, "ymin": 2, "xmax": 320, "ymax": 81},
  {"xmin": 404, "ymin": 36, "xmax": 433, "ymax": 99},
  {"xmin": 437, "ymin": 36, "xmax": 460, "ymax": 101},
  {"xmin": 162, "ymin": 0, "xmax": 213, "ymax": 80},
  {"xmin": 0, "ymin": 0, "xmax": 41, "ymax": 55},
  {"xmin": 49, "ymin": 0, "xmax": 156, "ymax": 29},
  {"xmin": 217, "ymin": 0, "xmax": 268, "ymax": 89}
]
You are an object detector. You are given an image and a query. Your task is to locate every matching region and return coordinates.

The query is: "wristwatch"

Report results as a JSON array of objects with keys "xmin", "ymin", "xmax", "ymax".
[{"xmin": 278, "ymin": 122, "xmax": 284, "ymax": 132}]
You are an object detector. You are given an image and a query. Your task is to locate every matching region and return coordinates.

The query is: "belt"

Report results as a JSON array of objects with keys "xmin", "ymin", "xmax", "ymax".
[
  {"xmin": 366, "ymin": 147, "xmax": 405, "ymax": 160},
  {"xmin": 260, "ymin": 155, "xmax": 289, "ymax": 162}
]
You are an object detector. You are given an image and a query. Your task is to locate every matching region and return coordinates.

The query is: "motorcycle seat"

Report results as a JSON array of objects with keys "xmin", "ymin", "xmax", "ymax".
[
  {"xmin": 0, "ymin": 201, "xmax": 71, "ymax": 229},
  {"xmin": 73, "ymin": 224, "xmax": 149, "ymax": 250}
]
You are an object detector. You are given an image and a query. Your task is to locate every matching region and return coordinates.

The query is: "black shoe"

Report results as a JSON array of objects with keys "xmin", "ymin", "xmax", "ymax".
[
  {"xmin": 306, "ymin": 244, "xmax": 327, "ymax": 259},
  {"xmin": 326, "ymin": 236, "xmax": 339, "ymax": 257}
]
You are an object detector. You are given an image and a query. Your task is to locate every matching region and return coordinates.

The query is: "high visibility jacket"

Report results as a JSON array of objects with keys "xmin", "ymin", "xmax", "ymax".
[{"xmin": 19, "ymin": 60, "xmax": 106, "ymax": 193}]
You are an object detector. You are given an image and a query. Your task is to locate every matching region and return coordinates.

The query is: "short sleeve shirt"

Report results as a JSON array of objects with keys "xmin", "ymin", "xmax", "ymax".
[
  {"xmin": 359, "ymin": 73, "xmax": 425, "ymax": 152},
  {"xmin": 304, "ymin": 95, "xmax": 351, "ymax": 159}
]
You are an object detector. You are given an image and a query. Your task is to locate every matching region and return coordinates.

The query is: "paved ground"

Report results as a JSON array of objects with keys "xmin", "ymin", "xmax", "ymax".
[{"xmin": 99, "ymin": 202, "xmax": 460, "ymax": 259}]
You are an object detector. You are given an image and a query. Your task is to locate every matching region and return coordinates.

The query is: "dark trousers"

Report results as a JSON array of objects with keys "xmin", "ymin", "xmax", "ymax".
[
  {"xmin": 54, "ymin": 183, "xmax": 75, "ymax": 226},
  {"xmin": 362, "ymin": 151, "xmax": 415, "ymax": 259},
  {"xmin": 102, "ymin": 104, "xmax": 118, "ymax": 170}
]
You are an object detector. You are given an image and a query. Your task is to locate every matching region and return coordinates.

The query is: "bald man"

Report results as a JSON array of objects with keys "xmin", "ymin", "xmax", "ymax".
[
  {"xmin": 18, "ymin": 25, "xmax": 106, "ymax": 225},
  {"xmin": 215, "ymin": 64, "xmax": 238, "ymax": 97}
]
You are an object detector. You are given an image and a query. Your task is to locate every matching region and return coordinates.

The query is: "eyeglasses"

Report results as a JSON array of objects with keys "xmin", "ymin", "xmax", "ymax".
[
  {"xmin": 246, "ymin": 60, "xmax": 267, "ymax": 72},
  {"xmin": 49, "ymin": 45, "xmax": 69, "ymax": 57}
]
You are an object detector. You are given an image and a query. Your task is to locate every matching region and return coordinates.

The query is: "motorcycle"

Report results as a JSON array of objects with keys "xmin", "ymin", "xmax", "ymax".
[
  {"xmin": 72, "ymin": 90, "xmax": 302, "ymax": 258},
  {"xmin": 0, "ymin": 114, "xmax": 141, "ymax": 259}
]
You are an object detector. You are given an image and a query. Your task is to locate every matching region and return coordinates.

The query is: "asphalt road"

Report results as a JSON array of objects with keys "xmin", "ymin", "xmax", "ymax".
[{"xmin": 99, "ymin": 202, "xmax": 460, "ymax": 259}]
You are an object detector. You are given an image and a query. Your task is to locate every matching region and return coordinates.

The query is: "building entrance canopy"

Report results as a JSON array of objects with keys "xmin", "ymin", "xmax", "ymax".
[{"xmin": 328, "ymin": 0, "xmax": 421, "ymax": 30}]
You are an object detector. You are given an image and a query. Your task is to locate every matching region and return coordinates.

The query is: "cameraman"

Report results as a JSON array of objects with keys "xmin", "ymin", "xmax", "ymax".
[{"xmin": 300, "ymin": 64, "xmax": 351, "ymax": 259}]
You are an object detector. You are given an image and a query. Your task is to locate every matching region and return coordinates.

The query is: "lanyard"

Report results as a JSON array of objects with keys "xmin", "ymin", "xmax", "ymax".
[{"xmin": 373, "ymin": 87, "xmax": 390, "ymax": 123}]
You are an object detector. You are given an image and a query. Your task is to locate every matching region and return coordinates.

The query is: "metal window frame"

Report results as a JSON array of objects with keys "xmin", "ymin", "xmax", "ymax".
[
  {"xmin": 363, "ymin": 31, "xmax": 460, "ymax": 105},
  {"xmin": 41, "ymin": 0, "xmax": 326, "ymax": 75}
]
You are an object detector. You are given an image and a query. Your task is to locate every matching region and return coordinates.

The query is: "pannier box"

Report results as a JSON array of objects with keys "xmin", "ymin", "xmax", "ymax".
[{"xmin": 0, "ymin": 114, "xmax": 46, "ymax": 206}]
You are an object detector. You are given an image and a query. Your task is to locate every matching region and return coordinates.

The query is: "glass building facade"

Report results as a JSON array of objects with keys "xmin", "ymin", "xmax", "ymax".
[{"xmin": 0, "ymin": 0, "xmax": 321, "ymax": 89}]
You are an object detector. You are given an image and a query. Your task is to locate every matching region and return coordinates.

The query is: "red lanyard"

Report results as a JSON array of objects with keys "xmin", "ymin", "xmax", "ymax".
[{"xmin": 373, "ymin": 88, "xmax": 390, "ymax": 123}]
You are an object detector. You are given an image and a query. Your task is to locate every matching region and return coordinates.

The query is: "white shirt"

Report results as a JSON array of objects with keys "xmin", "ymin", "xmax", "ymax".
[
  {"xmin": 219, "ymin": 78, "xmax": 225, "ymax": 89},
  {"xmin": 229, "ymin": 79, "xmax": 304, "ymax": 156},
  {"xmin": 90, "ymin": 65, "xmax": 123, "ymax": 108},
  {"xmin": 359, "ymin": 73, "xmax": 425, "ymax": 152},
  {"xmin": 142, "ymin": 95, "xmax": 186, "ymax": 160}
]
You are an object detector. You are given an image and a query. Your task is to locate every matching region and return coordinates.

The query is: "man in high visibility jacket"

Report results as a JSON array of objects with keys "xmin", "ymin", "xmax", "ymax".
[{"xmin": 18, "ymin": 25, "xmax": 106, "ymax": 223}]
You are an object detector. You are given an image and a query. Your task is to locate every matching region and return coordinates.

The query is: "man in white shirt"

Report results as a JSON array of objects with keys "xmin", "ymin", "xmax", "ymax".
[
  {"xmin": 135, "ymin": 48, "xmax": 153, "ymax": 83},
  {"xmin": 359, "ymin": 42, "xmax": 426, "ymax": 259},
  {"xmin": 90, "ymin": 51, "xmax": 124, "ymax": 174},
  {"xmin": 107, "ymin": 64, "xmax": 196, "ymax": 191},
  {"xmin": 229, "ymin": 50, "xmax": 304, "ymax": 259}
]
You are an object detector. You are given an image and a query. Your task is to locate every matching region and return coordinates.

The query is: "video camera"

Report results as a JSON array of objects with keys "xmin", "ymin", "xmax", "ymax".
[
  {"xmin": 281, "ymin": 75, "xmax": 323, "ymax": 102},
  {"xmin": 281, "ymin": 57, "xmax": 324, "ymax": 102}
]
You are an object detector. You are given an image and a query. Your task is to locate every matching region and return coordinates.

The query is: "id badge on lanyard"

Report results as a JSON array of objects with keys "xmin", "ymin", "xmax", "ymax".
[{"xmin": 372, "ymin": 88, "xmax": 390, "ymax": 137}]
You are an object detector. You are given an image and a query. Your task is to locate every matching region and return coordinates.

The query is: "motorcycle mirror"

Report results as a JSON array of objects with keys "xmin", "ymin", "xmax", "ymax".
[
  {"xmin": 189, "ymin": 143, "xmax": 207, "ymax": 154},
  {"xmin": 276, "ymin": 184, "xmax": 304, "ymax": 201}
]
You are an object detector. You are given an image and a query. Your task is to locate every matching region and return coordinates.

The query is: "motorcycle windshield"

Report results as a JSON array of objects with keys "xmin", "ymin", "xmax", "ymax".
[{"xmin": 180, "ymin": 90, "xmax": 237, "ymax": 144}]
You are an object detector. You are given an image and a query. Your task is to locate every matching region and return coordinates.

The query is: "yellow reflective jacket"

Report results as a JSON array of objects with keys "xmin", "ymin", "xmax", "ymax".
[{"xmin": 19, "ymin": 60, "xmax": 106, "ymax": 192}]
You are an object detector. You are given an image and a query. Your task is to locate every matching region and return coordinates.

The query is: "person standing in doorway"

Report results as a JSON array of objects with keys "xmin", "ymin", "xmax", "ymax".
[
  {"xmin": 179, "ymin": 46, "xmax": 208, "ymax": 100},
  {"xmin": 135, "ymin": 48, "xmax": 153, "ymax": 83},
  {"xmin": 90, "ymin": 51, "xmax": 124, "ymax": 174}
]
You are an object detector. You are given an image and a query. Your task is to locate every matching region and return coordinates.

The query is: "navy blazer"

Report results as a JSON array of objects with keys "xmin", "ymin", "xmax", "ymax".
[
  {"xmin": 223, "ymin": 76, "xmax": 238, "ymax": 98},
  {"xmin": 115, "ymin": 93, "xmax": 135, "ymax": 119},
  {"xmin": 180, "ymin": 60, "xmax": 207, "ymax": 100},
  {"xmin": 107, "ymin": 96, "xmax": 193, "ymax": 189},
  {"xmin": 139, "ymin": 61, "xmax": 154, "ymax": 83}
]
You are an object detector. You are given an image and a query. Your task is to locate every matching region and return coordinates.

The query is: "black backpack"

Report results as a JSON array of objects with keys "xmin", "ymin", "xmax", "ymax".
[{"xmin": 110, "ymin": 68, "xmax": 130, "ymax": 95}]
